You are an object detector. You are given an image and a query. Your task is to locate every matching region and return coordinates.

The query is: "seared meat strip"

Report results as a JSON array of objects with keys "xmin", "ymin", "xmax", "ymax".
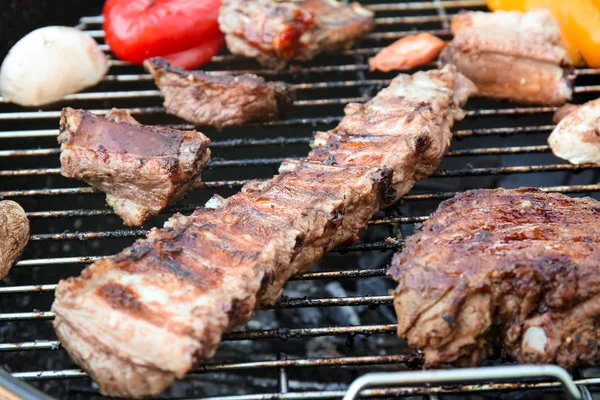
[
  {"xmin": 52, "ymin": 65, "xmax": 475, "ymax": 398},
  {"xmin": 145, "ymin": 58, "xmax": 294, "ymax": 128},
  {"xmin": 441, "ymin": 8, "xmax": 573, "ymax": 105},
  {"xmin": 548, "ymin": 99, "xmax": 600, "ymax": 164},
  {"xmin": 59, "ymin": 108, "xmax": 211, "ymax": 226},
  {"xmin": 389, "ymin": 188, "xmax": 600, "ymax": 369},
  {"xmin": 219, "ymin": 0, "xmax": 375, "ymax": 69}
]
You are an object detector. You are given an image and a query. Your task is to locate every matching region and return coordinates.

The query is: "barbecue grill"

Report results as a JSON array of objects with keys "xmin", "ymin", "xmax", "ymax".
[{"xmin": 0, "ymin": 0, "xmax": 599, "ymax": 399}]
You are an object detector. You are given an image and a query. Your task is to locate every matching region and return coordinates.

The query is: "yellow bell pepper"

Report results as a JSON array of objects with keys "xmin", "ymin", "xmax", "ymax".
[
  {"xmin": 555, "ymin": 0, "xmax": 600, "ymax": 67},
  {"xmin": 486, "ymin": 0, "xmax": 591, "ymax": 66}
]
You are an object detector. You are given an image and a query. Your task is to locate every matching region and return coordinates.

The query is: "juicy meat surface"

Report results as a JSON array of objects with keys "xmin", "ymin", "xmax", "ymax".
[
  {"xmin": 548, "ymin": 99, "xmax": 600, "ymax": 164},
  {"xmin": 389, "ymin": 188, "xmax": 600, "ymax": 369},
  {"xmin": 52, "ymin": 65, "xmax": 475, "ymax": 398},
  {"xmin": 0, "ymin": 200, "xmax": 29, "ymax": 280},
  {"xmin": 441, "ymin": 8, "xmax": 573, "ymax": 105},
  {"xmin": 144, "ymin": 58, "xmax": 294, "ymax": 128},
  {"xmin": 219, "ymin": 0, "xmax": 375, "ymax": 69},
  {"xmin": 59, "ymin": 108, "xmax": 211, "ymax": 226}
]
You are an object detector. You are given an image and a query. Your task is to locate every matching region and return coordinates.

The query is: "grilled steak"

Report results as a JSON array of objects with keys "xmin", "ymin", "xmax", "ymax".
[
  {"xmin": 219, "ymin": 0, "xmax": 375, "ymax": 69},
  {"xmin": 441, "ymin": 8, "xmax": 572, "ymax": 105},
  {"xmin": 58, "ymin": 108, "xmax": 211, "ymax": 226},
  {"xmin": 389, "ymin": 188, "xmax": 600, "ymax": 369},
  {"xmin": 548, "ymin": 99, "xmax": 600, "ymax": 164},
  {"xmin": 144, "ymin": 57, "xmax": 294, "ymax": 128},
  {"xmin": 52, "ymin": 65, "xmax": 475, "ymax": 398}
]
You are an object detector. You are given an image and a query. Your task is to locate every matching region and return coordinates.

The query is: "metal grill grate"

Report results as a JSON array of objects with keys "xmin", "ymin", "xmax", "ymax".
[{"xmin": 0, "ymin": 0, "xmax": 599, "ymax": 399}]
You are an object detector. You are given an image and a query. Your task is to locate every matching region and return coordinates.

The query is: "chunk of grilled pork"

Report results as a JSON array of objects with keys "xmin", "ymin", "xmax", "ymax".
[
  {"xmin": 219, "ymin": 0, "xmax": 375, "ymax": 69},
  {"xmin": 144, "ymin": 58, "xmax": 295, "ymax": 128},
  {"xmin": 441, "ymin": 8, "xmax": 572, "ymax": 105},
  {"xmin": 548, "ymin": 99, "xmax": 600, "ymax": 164},
  {"xmin": 58, "ymin": 108, "xmax": 210, "ymax": 226},
  {"xmin": 52, "ymin": 65, "xmax": 476, "ymax": 398},
  {"xmin": 390, "ymin": 188, "xmax": 600, "ymax": 369}
]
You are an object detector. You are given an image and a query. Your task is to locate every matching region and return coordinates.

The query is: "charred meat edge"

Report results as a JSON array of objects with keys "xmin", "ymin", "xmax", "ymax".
[
  {"xmin": 144, "ymin": 57, "xmax": 295, "ymax": 128},
  {"xmin": 389, "ymin": 188, "xmax": 600, "ymax": 369},
  {"xmin": 58, "ymin": 108, "xmax": 211, "ymax": 226},
  {"xmin": 52, "ymin": 65, "xmax": 476, "ymax": 398},
  {"xmin": 441, "ymin": 8, "xmax": 573, "ymax": 105}
]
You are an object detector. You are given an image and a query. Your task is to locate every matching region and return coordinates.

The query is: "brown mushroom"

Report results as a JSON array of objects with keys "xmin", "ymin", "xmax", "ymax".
[{"xmin": 0, "ymin": 200, "xmax": 29, "ymax": 280}]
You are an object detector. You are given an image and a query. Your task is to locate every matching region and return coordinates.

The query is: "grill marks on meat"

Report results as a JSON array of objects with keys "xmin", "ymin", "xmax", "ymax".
[
  {"xmin": 52, "ymin": 65, "xmax": 475, "ymax": 398},
  {"xmin": 219, "ymin": 0, "xmax": 375, "ymax": 69},
  {"xmin": 58, "ymin": 108, "xmax": 210, "ymax": 226},
  {"xmin": 389, "ymin": 188, "xmax": 600, "ymax": 369},
  {"xmin": 441, "ymin": 8, "xmax": 573, "ymax": 105},
  {"xmin": 144, "ymin": 58, "xmax": 294, "ymax": 128}
]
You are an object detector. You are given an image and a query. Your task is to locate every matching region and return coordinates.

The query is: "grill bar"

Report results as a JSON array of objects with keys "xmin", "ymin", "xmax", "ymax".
[
  {"xmin": 12, "ymin": 354, "xmax": 419, "ymax": 381},
  {"xmin": 3, "ymin": 183, "xmax": 598, "ymax": 201},
  {"xmin": 0, "ymin": 144, "xmax": 551, "ymax": 161},
  {"xmin": 4, "ymin": 79, "xmax": 599, "ymax": 108},
  {"xmin": 0, "ymin": 123, "xmax": 557, "ymax": 140},
  {"xmin": 0, "ymin": 146, "xmax": 563, "ymax": 177},
  {"xmin": 0, "ymin": 324, "xmax": 398, "ymax": 352},
  {"xmin": 0, "ymin": 295, "xmax": 395, "ymax": 322},
  {"xmin": 0, "ymin": 268, "xmax": 388, "ymax": 294}
]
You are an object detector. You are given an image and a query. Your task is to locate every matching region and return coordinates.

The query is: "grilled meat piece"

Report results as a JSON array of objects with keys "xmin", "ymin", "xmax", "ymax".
[
  {"xmin": 441, "ymin": 8, "xmax": 572, "ymax": 105},
  {"xmin": 0, "ymin": 200, "xmax": 29, "ymax": 280},
  {"xmin": 389, "ymin": 188, "xmax": 600, "ymax": 369},
  {"xmin": 219, "ymin": 0, "xmax": 375, "ymax": 69},
  {"xmin": 58, "ymin": 108, "xmax": 211, "ymax": 226},
  {"xmin": 548, "ymin": 99, "xmax": 600, "ymax": 164},
  {"xmin": 144, "ymin": 58, "xmax": 294, "ymax": 128},
  {"xmin": 52, "ymin": 65, "xmax": 475, "ymax": 398}
]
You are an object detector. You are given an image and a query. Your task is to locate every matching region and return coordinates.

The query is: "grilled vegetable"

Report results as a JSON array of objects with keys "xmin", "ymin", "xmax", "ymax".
[
  {"xmin": 103, "ymin": 0, "xmax": 224, "ymax": 70},
  {"xmin": 369, "ymin": 33, "xmax": 447, "ymax": 72},
  {"xmin": 0, "ymin": 26, "xmax": 108, "ymax": 106},
  {"xmin": 486, "ymin": 0, "xmax": 600, "ymax": 66},
  {"xmin": 0, "ymin": 201, "xmax": 29, "ymax": 280}
]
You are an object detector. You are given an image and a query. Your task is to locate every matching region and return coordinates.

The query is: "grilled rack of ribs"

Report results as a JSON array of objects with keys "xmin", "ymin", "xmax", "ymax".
[
  {"xmin": 52, "ymin": 65, "xmax": 476, "ymax": 398},
  {"xmin": 389, "ymin": 188, "xmax": 600, "ymax": 369},
  {"xmin": 145, "ymin": 58, "xmax": 295, "ymax": 128},
  {"xmin": 219, "ymin": 0, "xmax": 375, "ymax": 69},
  {"xmin": 441, "ymin": 8, "xmax": 573, "ymax": 105},
  {"xmin": 58, "ymin": 108, "xmax": 211, "ymax": 226}
]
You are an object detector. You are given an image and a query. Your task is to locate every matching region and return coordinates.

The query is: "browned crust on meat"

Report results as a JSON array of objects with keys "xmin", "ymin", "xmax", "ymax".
[
  {"xmin": 58, "ymin": 108, "xmax": 210, "ymax": 226},
  {"xmin": 144, "ymin": 57, "xmax": 294, "ymax": 128},
  {"xmin": 219, "ymin": 0, "xmax": 374, "ymax": 68},
  {"xmin": 52, "ymin": 66, "xmax": 474, "ymax": 398},
  {"xmin": 440, "ymin": 47, "xmax": 572, "ymax": 106},
  {"xmin": 443, "ymin": 9, "xmax": 573, "ymax": 105},
  {"xmin": 389, "ymin": 188, "xmax": 600, "ymax": 369}
]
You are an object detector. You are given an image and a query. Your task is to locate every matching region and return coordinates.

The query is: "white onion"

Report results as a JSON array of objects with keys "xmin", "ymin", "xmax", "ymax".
[{"xmin": 0, "ymin": 26, "xmax": 108, "ymax": 106}]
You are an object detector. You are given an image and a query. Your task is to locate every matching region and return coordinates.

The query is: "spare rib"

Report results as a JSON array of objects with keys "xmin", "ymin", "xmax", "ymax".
[
  {"xmin": 52, "ymin": 65, "xmax": 476, "ymax": 398},
  {"xmin": 440, "ymin": 8, "xmax": 573, "ymax": 105},
  {"xmin": 145, "ymin": 58, "xmax": 295, "ymax": 128},
  {"xmin": 59, "ymin": 108, "xmax": 211, "ymax": 226},
  {"xmin": 389, "ymin": 188, "xmax": 600, "ymax": 369},
  {"xmin": 219, "ymin": 0, "xmax": 375, "ymax": 69}
]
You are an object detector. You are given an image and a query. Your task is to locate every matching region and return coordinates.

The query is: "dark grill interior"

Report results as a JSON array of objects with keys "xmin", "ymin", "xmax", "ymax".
[{"xmin": 0, "ymin": 0, "xmax": 599, "ymax": 399}]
